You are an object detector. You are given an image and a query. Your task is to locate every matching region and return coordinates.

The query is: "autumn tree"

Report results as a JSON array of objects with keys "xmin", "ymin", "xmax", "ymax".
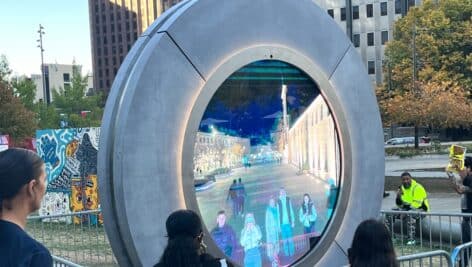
[{"xmin": 378, "ymin": 0, "xmax": 472, "ymax": 147}]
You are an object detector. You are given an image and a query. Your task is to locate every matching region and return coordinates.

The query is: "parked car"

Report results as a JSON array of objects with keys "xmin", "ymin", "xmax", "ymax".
[{"xmin": 385, "ymin": 137, "xmax": 414, "ymax": 145}]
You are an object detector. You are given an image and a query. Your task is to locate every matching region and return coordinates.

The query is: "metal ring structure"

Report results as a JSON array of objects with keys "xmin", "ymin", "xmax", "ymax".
[{"xmin": 98, "ymin": 0, "xmax": 385, "ymax": 266}]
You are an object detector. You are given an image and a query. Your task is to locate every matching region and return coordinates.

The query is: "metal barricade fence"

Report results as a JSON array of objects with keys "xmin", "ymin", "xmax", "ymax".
[
  {"xmin": 53, "ymin": 255, "xmax": 83, "ymax": 267},
  {"xmin": 451, "ymin": 241, "xmax": 472, "ymax": 267},
  {"xmin": 27, "ymin": 209, "xmax": 117, "ymax": 267},
  {"xmin": 380, "ymin": 210, "xmax": 472, "ymax": 257},
  {"xmin": 397, "ymin": 250, "xmax": 452, "ymax": 267}
]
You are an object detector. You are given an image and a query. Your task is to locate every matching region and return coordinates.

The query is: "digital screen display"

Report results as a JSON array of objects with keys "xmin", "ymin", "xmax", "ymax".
[{"xmin": 194, "ymin": 60, "xmax": 340, "ymax": 266}]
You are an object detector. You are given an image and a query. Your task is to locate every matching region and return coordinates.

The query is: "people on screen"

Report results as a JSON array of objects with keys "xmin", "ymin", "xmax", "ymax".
[
  {"xmin": 210, "ymin": 210, "xmax": 237, "ymax": 257},
  {"xmin": 240, "ymin": 213, "xmax": 262, "ymax": 267},
  {"xmin": 277, "ymin": 187, "xmax": 295, "ymax": 257},
  {"xmin": 265, "ymin": 196, "xmax": 280, "ymax": 266},
  {"xmin": 299, "ymin": 193, "xmax": 317, "ymax": 234}
]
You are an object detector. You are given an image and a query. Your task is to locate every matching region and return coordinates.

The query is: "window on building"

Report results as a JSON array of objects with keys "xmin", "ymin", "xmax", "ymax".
[
  {"xmin": 118, "ymin": 35, "xmax": 122, "ymax": 43},
  {"xmin": 353, "ymin": 34, "xmax": 360, "ymax": 47},
  {"xmin": 97, "ymin": 48, "xmax": 101, "ymax": 56},
  {"xmin": 353, "ymin": 6, "xmax": 359, "ymax": 19},
  {"xmin": 125, "ymin": 12, "xmax": 130, "ymax": 19},
  {"xmin": 340, "ymin": 7, "xmax": 346, "ymax": 21},
  {"xmin": 395, "ymin": 0, "xmax": 402, "ymax": 14},
  {"xmin": 119, "ymin": 46, "xmax": 123, "ymax": 53},
  {"xmin": 104, "ymin": 36, "xmax": 107, "ymax": 44},
  {"xmin": 120, "ymin": 56, "xmax": 123, "ymax": 62},
  {"xmin": 366, "ymin": 4, "xmax": 373, "ymax": 17},
  {"xmin": 113, "ymin": 57, "xmax": 116, "ymax": 65},
  {"xmin": 381, "ymin": 2, "xmax": 388, "ymax": 16},
  {"xmin": 63, "ymin": 73, "xmax": 70, "ymax": 83},
  {"xmin": 99, "ymin": 80, "xmax": 103, "ymax": 89},
  {"xmin": 95, "ymin": 26, "xmax": 99, "ymax": 34},
  {"xmin": 99, "ymin": 70, "xmax": 103, "ymax": 77},
  {"xmin": 126, "ymin": 23, "xmax": 130, "ymax": 30},
  {"xmin": 111, "ymin": 24, "xmax": 115, "ymax": 33},
  {"xmin": 133, "ymin": 32, "xmax": 138, "ymax": 40},
  {"xmin": 367, "ymin": 32, "xmax": 374, "ymax": 46},
  {"xmin": 381, "ymin": 30, "xmax": 389, "ymax": 45},
  {"xmin": 112, "ymin": 35, "xmax": 116, "ymax": 43},
  {"xmin": 127, "ymin": 33, "xmax": 130, "ymax": 41},
  {"xmin": 105, "ymin": 58, "xmax": 108, "ymax": 65},
  {"xmin": 408, "ymin": 0, "xmax": 415, "ymax": 8},
  {"xmin": 118, "ymin": 24, "xmax": 122, "ymax": 31},
  {"xmin": 327, "ymin": 9, "xmax": 334, "ymax": 18},
  {"xmin": 95, "ymin": 15, "xmax": 99, "ymax": 24},
  {"xmin": 105, "ymin": 69, "xmax": 109, "ymax": 76},
  {"xmin": 110, "ymin": 14, "xmax": 114, "ymax": 21},
  {"xmin": 114, "ymin": 67, "xmax": 117, "ymax": 75},
  {"xmin": 368, "ymin": 61, "xmax": 375, "ymax": 74},
  {"xmin": 106, "ymin": 80, "xmax": 110, "ymax": 87},
  {"xmin": 117, "ymin": 12, "xmax": 121, "ymax": 20},
  {"xmin": 98, "ymin": 58, "xmax": 102, "ymax": 67},
  {"xmin": 104, "ymin": 47, "xmax": 108, "ymax": 55}
]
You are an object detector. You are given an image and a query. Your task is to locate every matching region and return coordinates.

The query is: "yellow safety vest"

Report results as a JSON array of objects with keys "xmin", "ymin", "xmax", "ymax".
[{"xmin": 399, "ymin": 179, "xmax": 430, "ymax": 211}]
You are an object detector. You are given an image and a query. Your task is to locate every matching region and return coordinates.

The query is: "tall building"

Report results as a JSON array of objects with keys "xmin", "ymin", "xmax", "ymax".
[
  {"xmin": 313, "ymin": 0, "xmax": 422, "ymax": 85},
  {"xmin": 88, "ymin": 0, "xmax": 182, "ymax": 94},
  {"xmin": 31, "ymin": 64, "xmax": 93, "ymax": 104}
]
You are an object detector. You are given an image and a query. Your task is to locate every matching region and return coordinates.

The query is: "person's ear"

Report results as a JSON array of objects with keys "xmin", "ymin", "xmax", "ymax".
[{"xmin": 27, "ymin": 179, "xmax": 37, "ymax": 197}]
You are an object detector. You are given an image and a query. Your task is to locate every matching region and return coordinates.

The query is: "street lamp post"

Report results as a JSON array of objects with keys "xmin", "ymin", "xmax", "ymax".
[{"xmin": 37, "ymin": 24, "xmax": 47, "ymax": 105}]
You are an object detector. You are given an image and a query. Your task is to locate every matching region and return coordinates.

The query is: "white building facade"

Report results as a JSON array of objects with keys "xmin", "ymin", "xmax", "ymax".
[
  {"xmin": 313, "ymin": 0, "xmax": 422, "ymax": 85},
  {"xmin": 31, "ymin": 64, "xmax": 93, "ymax": 104}
]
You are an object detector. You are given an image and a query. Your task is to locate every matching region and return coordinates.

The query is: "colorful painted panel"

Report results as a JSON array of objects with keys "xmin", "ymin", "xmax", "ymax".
[{"xmin": 36, "ymin": 128, "xmax": 101, "ymax": 218}]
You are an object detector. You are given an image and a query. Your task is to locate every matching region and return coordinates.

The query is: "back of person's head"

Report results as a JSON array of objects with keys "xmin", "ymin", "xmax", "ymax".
[
  {"xmin": 0, "ymin": 148, "xmax": 44, "ymax": 211},
  {"xmin": 349, "ymin": 219, "xmax": 399, "ymax": 267},
  {"xmin": 156, "ymin": 209, "xmax": 204, "ymax": 267},
  {"xmin": 465, "ymin": 156, "xmax": 472, "ymax": 170}
]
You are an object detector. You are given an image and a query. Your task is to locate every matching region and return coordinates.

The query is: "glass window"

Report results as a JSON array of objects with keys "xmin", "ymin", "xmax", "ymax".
[
  {"xmin": 367, "ymin": 32, "xmax": 374, "ymax": 46},
  {"xmin": 353, "ymin": 6, "xmax": 359, "ymax": 20},
  {"xmin": 366, "ymin": 4, "xmax": 373, "ymax": 17},
  {"xmin": 381, "ymin": 2, "xmax": 388, "ymax": 16},
  {"xmin": 341, "ymin": 7, "xmax": 346, "ymax": 21},
  {"xmin": 381, "ymin": 31, "xmax": 389, "ymax": 45},
  {"xmin": 408, "ymin": 0, "xmax": 415, "ymax": 8},
  {"xmin": 195, "ymin": 60, "xmax": 341, "ymax": 266},
  {"xmin": 353, "ymin": 34, "xmax": 360, "ymax": 47},
  {"xmin": 395, "ymin": 0, "xmax": 402, "ymax": 14},
  {"xmin": 63, "ymin": 73, "xmax": 70, "ymax": 83},
  {"xmin": 327, "ymin": 9, "xmax": 334, "ymax": 18},
  {"xmin": 368, "ymin": 61, "xmax": 375, "ymax": 74}
]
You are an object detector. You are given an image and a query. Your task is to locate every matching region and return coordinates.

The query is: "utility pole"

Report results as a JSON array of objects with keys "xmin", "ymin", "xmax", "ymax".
[
  {"xmin": 412, "ymin": 22, "xmax": 420, "ymax": 148},
  {"xmin": 37, "ymin": 24, "xmax": 47, "ymax": 105}
]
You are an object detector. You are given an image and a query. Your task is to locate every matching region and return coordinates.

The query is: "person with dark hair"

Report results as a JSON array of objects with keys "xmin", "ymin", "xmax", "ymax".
[
  {"xmin": 277, "ymin": 187, "xmax": 295, "ymax": 257},
  {"xmin": 448, "ymin": 156, "xmax": 472, "ymax": 267},
  {"xmin": 227, "ymin": 180, "xmax": 238, "ymax": 216},
  {"xmin": 0, "ymin": 148, "xmax": 52, "ymax": 266},
  {"xmin": 395, "ymin": 172, "xmax": 430, "ymax": 212},
  {"xmin": 348, "ymin": 219, "xmax": 399, "ymax": 267},
  {"xmin": 235, "ymin": 178, "xmax": 246, "ymax": 216},
  {"xmin": 299, "ymin": 193, "xmax": 317, "ymax": 234},
  {"xmin": 210, "ymin": 210, "xmax": 237, "ymax": 257},
  {"xmin": 155, "ymin": 209, "xmax": 233, "ymax": 267}
]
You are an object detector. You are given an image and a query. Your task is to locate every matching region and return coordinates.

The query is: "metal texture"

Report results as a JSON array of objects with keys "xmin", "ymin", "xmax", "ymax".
[
  {"xmin": 398, "ymin": 250, "xmax": 452, "ymax": 267},
  {"xmin": 98, "ymin": 0, "xmax": 384, "ymax": 266}
]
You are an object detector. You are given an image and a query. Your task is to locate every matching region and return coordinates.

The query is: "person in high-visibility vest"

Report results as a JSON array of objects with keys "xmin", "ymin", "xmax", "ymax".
[{"xmin": 396, "ymin": 172, "xmax": 430, "ymax": 212}]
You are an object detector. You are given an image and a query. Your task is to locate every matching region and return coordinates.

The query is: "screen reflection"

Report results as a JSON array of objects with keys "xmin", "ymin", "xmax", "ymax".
[{"xmin": 194, "ymin": 60, "xmax": 340, "ymax": 266}]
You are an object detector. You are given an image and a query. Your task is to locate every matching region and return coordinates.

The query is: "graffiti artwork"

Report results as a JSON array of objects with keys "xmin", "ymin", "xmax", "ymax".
[{"xmin": 36, "ymin": 128, "xmax": 101, "ymax": 222}]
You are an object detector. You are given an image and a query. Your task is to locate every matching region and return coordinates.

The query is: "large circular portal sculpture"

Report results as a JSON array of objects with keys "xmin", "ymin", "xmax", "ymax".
[{"xmin": 98, "ymin": 0, "xmax": 385, "ymax": 266}]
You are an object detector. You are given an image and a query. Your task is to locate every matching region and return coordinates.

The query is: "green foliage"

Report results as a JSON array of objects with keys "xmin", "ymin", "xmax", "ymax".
[
  {"xmin": 12, "ymin": 77, "xmax": 37, "ymax": 111},
  {"xmin": 0, "ymin": 55, "xmax": 11, "ymax": 83},
  {"xmin": 0, "ymin": 78, "xmax": 37, "ymax": 142},
  {"xmin": 51, "ymin": 66, "xmax": 103, "ymax": 128}
]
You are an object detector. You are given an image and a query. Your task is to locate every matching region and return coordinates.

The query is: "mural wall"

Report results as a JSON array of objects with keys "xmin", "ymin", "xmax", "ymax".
[{"xmin": 36, "ymin": 128, "xmax": 101, "ymax": 223}]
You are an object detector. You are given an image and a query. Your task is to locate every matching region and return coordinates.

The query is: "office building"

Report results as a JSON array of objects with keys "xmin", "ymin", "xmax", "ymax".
[
  {"xmin": 313, "ymin": 0, "xmax": 422, "ymax": 85},
  {"xmin": 88, "ymin": 0, "xmax": 182, "ymax": 93}
]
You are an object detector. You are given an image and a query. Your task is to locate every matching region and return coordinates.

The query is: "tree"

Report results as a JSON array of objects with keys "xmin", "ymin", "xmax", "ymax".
[
  {"xmin": 378, "ymin": 0, "xmax": 472, "ymax": 147},
  {"xmin": 0, "ymin": 55, "xmax": 11, "ymax": 82},
  {"xmin": 52, "ymin": 66, "xmax": 103, "ymax": 128},
  {"xmin": 0, "ymin": 79, "xmax": 37, "ymax": 143},
  {"xmin": 12, "ymin": 77, "xmax": 37, "ymax": 111}
]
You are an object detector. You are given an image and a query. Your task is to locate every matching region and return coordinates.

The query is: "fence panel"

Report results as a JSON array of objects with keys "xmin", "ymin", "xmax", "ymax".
[
  {"xmin": 397, "ymin": 250, "xmax": 452, "ymax": 267},
  {"xmin": 27, "ymin": 210, "xmax": 117, "ymax": 267}
]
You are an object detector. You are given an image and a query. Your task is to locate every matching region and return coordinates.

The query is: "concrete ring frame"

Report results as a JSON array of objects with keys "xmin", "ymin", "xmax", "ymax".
[{"xmin": 98, "ymin": 0, "xmax": 385, "ymax": 266}]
